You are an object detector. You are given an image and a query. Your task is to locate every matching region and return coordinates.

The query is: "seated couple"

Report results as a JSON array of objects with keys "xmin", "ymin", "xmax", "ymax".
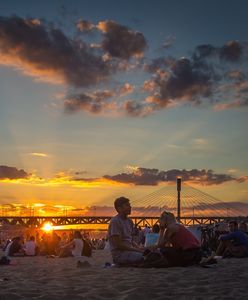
[{"xmin": 108, "ymin": 197, "xmax": 202, "ymax": 267}]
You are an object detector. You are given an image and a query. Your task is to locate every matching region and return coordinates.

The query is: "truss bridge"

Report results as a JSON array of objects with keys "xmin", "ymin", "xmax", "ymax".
[{"xmin": 0, "ymin": 215, "xmax": 247, "ymax": 229}]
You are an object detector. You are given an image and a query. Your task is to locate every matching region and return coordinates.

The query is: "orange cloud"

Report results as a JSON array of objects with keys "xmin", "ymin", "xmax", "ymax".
[
  {"xmin": 0, "ymin": 53, "xmax": 66, "ymax": 85},
  {"xmin": 214, "ymin": 99, "xmax": 248, "ymax": 111},
  {"xmin": 76, "ymin": 19, "xmax": 95, "ymax": 32},
  {"xmin": 143, "ymin": 80, "xmax": 157, "ymax": 92},
  {"xmin": 0, "ymin": 172, "xmax": 127, "ymax": 189},
  {"xmin": 236, "ymin": 175, "xmax": 248, "ymax": 183}
]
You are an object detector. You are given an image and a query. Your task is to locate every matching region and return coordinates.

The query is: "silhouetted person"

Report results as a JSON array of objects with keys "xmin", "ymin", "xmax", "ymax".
[
  {"xmin": 5, "ymin": 237, "xmax": 24, "ymax": 257},
  {"xmin": 108, "ymin": 196, "xmax": 144, "ymax": 265},
  {"xmin": 239, "ymin": 222, "xmax": 248, "ymax": 235},
  {"xmin": 157, "ymin": 211, "xmax": 202, "ymax": 266},
  {"xmin": 215, "ymin": 220, "xmax": 248, "ymax": 258}
]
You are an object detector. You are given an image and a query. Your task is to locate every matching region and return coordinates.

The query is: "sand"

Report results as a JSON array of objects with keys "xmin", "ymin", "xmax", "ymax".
[{"xmin": 0, "ymin": 249, "xmax": 248, "ymax": 300}]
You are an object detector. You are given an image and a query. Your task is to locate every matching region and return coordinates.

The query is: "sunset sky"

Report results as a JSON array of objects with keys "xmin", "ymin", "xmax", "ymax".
[{"xmin": 0, "ymin": 0, "xmax": 248, "ymax": 216}]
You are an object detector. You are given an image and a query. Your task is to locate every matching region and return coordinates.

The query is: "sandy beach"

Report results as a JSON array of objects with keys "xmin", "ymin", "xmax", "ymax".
[{"xmin": 0, "ymin": 249, "xmax": 248, "ymax": 300}]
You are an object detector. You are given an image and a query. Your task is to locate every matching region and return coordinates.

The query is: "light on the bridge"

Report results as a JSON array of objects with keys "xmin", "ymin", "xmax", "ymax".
[
  {"xmin": 177, "ymin": 177, "xmax": 181, "ymax": 191},
  {"xmin": 42, "ymin": 222, "xmax": 53, "ymax": 232}
]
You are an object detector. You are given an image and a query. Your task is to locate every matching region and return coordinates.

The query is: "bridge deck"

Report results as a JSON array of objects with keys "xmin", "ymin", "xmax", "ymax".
[{"xmin": 0, "ymin": 216, "xmax": 247, "ymax": 228}]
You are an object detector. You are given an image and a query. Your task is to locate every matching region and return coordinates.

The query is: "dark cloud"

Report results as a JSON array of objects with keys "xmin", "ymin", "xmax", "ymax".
[
  {"xmin": 142, "ymin": 40, "xmax": 248, "ymax": 113},
  {"xmin": 0, "ymin": 15, "xmax": 109, "ymax": 87},
  {"xmin": 74, "ymin": 171, "xmax": 87, "ymax": 175},
  {"xmin": 92, "ymin": 90, "xmax": 115, "ymax": 100},
  {"xmin": 145, "ymin": 55, "xmax": 216, "ymax": 109},
  {"xmin": 220, "ymin": 41, "xmax": 243, "ymax": 62},
  {"xmin": 97, "ymin": 20, "xmax": 147, "ymax": 59},
  {"xmin": 64, "ymin": 90, "xmax": 115, "ymax": 114},
  {"xmin": 124, "ymin": 100, "xmax": 149, "ymax": 117},
  {"xmin": 149, "ymin": 58, "xmax": 214, "ymax": 107},
  {"xmin": 145, "ymin": 57, "xmax": 175, "ymax": 73},
  {"xmin": 65, "ymin": 84, "xmax": 138, "ymax": 115},
  {"xmin": 103, "ymin": 167, "xmax": 236, "ymax": 186},
  {"xmin": 73, "ymin": 177, "xmax": 100, "ymax": 182},
  {"xmin": 192, "ymin": 41, "xmax": 247, "ymax": 63},
  {"xmin": 0, "ymin": 165, "xmax": 29, "ymax": 180},
  {"xmin": 64, "ymin": 93, "xmax": 104, "ymax": 114},
  {"xmin": 192, "ymin": 44, "xmax": 217, "ymax": 62}
]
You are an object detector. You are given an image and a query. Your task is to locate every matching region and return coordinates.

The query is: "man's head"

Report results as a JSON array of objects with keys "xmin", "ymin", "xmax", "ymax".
[
  {"xmin": 152, "ymin": 224, "xmax": 160, "ymax": 233},
  {"xmin": 228, "ymin": 220, "xmax": 238, "ymax": 232},
  {"xmin": 114, "ymin": 196, "xmax": 131, "ymax": 216}
]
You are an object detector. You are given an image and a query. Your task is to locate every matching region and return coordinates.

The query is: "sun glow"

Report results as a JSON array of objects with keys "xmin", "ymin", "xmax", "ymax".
[
  {"xmin": 42, "ymin": 222, "xmax": 53, "ymax": 232},
  {"xmin": 0, "ymin": 174, "xmax": 126, "ymax": 188}
]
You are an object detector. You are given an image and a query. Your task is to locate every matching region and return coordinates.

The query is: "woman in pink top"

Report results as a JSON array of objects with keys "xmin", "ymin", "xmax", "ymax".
[{"xmin": 157, "ymin": 211, "xmax": 202, "ymax": 266}]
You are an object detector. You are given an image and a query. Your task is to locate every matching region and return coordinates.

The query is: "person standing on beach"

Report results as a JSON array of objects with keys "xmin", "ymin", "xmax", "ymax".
[{"xmin": 108, "ymin": 197, "xmax": 144, "ymax": 265}]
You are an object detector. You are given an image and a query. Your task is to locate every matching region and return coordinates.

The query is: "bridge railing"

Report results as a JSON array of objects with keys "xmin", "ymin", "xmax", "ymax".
[{"xmin": 0, "ymin": 215, "xmax": 248, "ymax": 228}]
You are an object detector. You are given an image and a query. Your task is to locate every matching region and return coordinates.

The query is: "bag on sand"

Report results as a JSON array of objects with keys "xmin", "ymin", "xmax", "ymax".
[
  {"xmin": 0, "ymin": 256, "xmax": 11, "ymax": 265},
  {"xmin": 81, "ymin": 239, "xmax": 92, "ymax": 257}
]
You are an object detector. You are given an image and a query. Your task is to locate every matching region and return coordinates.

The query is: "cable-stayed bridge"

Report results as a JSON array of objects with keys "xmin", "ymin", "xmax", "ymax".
[
  {"xmin": 128, "ymin": 181, "xmax": 248, "ymax": 226},
  {"xmin": 0, "ymin": 181, "xmax": 247, "ymax": 228},
  {"xmin": 131, "ymin": 182, "xmax": 247, "ymax": 218}
]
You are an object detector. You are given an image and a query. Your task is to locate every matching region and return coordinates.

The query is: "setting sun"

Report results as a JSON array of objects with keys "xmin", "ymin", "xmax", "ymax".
[{"xmin": 42, "ymin": 222, "xmax": 53, "ymax": 232}]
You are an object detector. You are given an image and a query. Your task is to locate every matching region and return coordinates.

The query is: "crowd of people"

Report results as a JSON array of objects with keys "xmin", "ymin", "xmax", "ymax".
[
  {"xmin": 0, "ymin": 230, "xmax": 106, "ymax": 259},
  {"xmin": 1, "ymin": 196, "xmax": 248, "ymax": 268}
]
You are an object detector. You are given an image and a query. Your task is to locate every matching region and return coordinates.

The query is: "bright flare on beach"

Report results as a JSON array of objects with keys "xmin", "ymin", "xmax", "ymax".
[{"xmin": 42, "ymin": 222, "xmax": 53, "ymax": 232}]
